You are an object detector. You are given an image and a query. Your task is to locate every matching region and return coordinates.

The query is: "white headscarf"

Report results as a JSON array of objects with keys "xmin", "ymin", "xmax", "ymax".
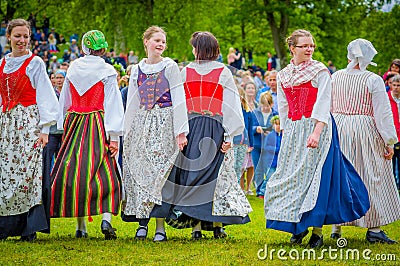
[
  {"xmin": 346, "ymin": 38, "xmax": 377, "ymax": 71},
  {"xmin": 81, "ymin": 38, "xmax": 91, "ymax": 55}
]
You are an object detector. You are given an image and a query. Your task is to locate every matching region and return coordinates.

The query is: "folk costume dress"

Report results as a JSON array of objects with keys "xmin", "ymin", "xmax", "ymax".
[
  {"xmin": 122, "ymin": 57, "xmax": 189, "ymax": 221},
  {"xmin": 331, "ymin": 68, "xmax": 400, "ymax": 228},
  {"xmin": 155, "ymin": 61, "xmax": 252, "ymax": 230},
  {"xmin": 50, "ymin": 55, "xmax": 124, "ymax": 218},
  {"xmin": 0, "ymin": 51, "xmax": 59, "ymax": 238},
  {"xmin": 264, "ymin": 59, "xmax": 370, "ymax": 235}
]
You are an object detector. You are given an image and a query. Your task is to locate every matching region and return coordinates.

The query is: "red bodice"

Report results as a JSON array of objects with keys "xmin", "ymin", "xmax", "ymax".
[
  {"xmin": 184, "ymin": 67, "xmax": 224, "ymax": 115},
  {"xmin": 282, "ymin": 81, "xmax": 318, "ymax": 121},
  {"xmin": 0, "ymin": 54, "xmax": 37, "ymax": 112},
  {"xmin": 68, "ymin": 81, "xmax": 105, "ymax": 113}
]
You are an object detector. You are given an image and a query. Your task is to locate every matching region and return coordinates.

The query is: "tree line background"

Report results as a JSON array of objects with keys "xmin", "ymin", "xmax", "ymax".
[{"xmin": 1, "ymin": 0, "xmax": 399, "ymax": 73}]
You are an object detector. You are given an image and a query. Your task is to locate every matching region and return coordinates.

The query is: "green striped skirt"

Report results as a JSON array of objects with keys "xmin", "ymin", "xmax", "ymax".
[{"xmin": 50, "ymin": 111, "xmax": 121, "ymax": 217}]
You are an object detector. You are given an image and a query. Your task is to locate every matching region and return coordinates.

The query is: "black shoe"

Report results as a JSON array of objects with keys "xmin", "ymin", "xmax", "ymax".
[
  {"xmin": 290, "ymin": 230, "xmax": 309, "ymax": 244},
  {"xmin": 307, "ymin": 234, "xmax": 323, "ymax": 248},
  {"xmin": 366, "ymin": 230, "xmax": 397, "ymax": 244},
  {"xmin": 330, "ymin": 233, "xmax": 341, "ymax": 239},
  {"xmin": 153, "ymin": 232, "xmax": 167, "ymax": 242},
  {"xmin": 135, "ymin": 225, "xmax": 148, "ymax": 240},
  {"xmin": 75, "ymin": 230, "xmax": 88, "ymax": 238},
  {"xmin": 101, "ymin": 220, "xmax": 117, "ymax": 240},
  {"xmin": 192, "ymin": 231, "xmax": 202, "ymax": 240},
  {"xmin": 213, "ymin": 227, "xmax": 227, "ymax": 239},
  {"xmin": 21, "ymin": 232, "xmax": 37, "ymax": 242}
]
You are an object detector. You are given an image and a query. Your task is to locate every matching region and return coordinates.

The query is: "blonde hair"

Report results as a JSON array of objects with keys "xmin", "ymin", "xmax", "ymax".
[
  {"xmin": 286, "ymin": 29, "xmax": 315, "ymax": 55},
  {"xmin": 259, "ymin": 91, "xmax": 273, "ymax": 106},
  {"xmin": 143, "ymin": 26, "xmax": 166, "ymax": 55},
  {"xmin": 238, "ymin": 86, "xmax": 250, "ymax": 112}
]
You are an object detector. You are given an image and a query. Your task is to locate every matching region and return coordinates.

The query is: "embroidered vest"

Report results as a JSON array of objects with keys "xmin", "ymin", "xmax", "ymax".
[
  {"xmin": 282, "ymin": 81, "xmax": 318, "ymax": 121},
  {"xmin": 0, "ymin": 54, "xmax": 37, "ymax": 112},
  {"xmin": 137, "ymin": 66, "xmax": 172, "ymax": 110}
]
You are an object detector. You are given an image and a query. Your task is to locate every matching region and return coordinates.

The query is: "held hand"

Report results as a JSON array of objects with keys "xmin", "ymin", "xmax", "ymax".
[
  {"xmin": 256, "ymin": 126, "xmax": 263, "ymax": 134},
  {"xmin": 109, "ymin": 140, "xmax": 119, "ymax": 158},
  {"xmin": 221, "ymin": 142, "xmax": 232, "ymax": 153},
  {"xmin": 176, "ymin": 133, "xmax": 188, "ymax": 151},
  {"xmin": 247, "ymin": 147, "xmax": 254, "ymax": 153},
  {"xmin": 384, "ymin": 146, "xmax": 394, "ymax": 160},
  {"xmin": 36, "ymin": 133, "xmax": 49, "ymax": 148}
]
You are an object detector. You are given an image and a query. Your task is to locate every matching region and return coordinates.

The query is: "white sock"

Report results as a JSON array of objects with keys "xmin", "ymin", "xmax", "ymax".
[
  {"xmin": 331, "ymin": 225, "xmax": 341, "ymax": 234},
  {"xmin": 153, "ymin": 218, "xmax": 166, "ymax": 241},
  {"xmin": 312, "ymin": 227, "xmax": 323, "ymax": 237},
  {"xmin": 213, "ymin": 222, "xmax": 222, "ymax": 228},
  {"xmin": 155, "ymin": 218, "xmax": 165, "ymax": 233},
  {"xmin": 368, "ymin": 227, "xmax": 381, "ymax": 233},
  {"xmin": 76, "ymin": 217, "xmax": 87, "ymax": 232},
  {"xmin": 102, "ymin": 213, "xmax": 112, "ymax": 223},
  {"xmin": 192, "ymin": 221, "xmax": 201, "ymax": 232},
  {"xmin": 136, "ymin": 219, "xmax": 148, "ymax": 237}
]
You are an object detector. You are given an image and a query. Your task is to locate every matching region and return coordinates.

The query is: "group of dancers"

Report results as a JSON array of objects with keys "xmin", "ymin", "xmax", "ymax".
[{"xmin": 0, "ymin": 18, "xmax": 399, "ymax": 247}]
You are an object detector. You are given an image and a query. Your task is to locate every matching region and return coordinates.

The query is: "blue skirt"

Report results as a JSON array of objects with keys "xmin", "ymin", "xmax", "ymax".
[{"xmin": 266, "ymin": 117, "xmax": 370, "ymax": 235}]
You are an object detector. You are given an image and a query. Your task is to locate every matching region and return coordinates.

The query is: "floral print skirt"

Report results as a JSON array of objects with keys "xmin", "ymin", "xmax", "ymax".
[
  {"xmin": 122, "ymin": 106, "xmax": 178, "ymax": 220},
  {"xmin": 0, "ymin": 104, "xmax": 48, "ymax": 238}
]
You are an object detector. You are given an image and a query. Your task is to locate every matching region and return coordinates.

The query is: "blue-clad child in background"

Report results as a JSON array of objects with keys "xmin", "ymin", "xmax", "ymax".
[{"xmin": 254, "ymin": 115, "xmax": 282, "ymax": 198}]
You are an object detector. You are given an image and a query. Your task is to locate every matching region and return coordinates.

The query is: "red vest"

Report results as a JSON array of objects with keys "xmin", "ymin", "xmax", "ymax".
[
  {"xmin": 0, "ymin": 54, "xmax": 37, "ymax": 112},
  {"xmin": 388, "ymin": 91, "xmax": 400, "ymax": 140},
  {"xmin": 282, "ymin": 81, "xmax": 318, "ymax": 121},
  {"xmin": 68, "ymin": 81, "xmax": 105, "ymax": 113},
  {"xmin": 184, "ymin": 67, "xmax": 224, "ymax": 116}
]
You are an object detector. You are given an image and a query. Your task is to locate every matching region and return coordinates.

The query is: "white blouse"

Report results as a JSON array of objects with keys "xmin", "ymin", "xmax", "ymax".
[
  {"xmin": 124, "ymin": 57, "xmax": 189, "ymax": 137},
  {"xmin": 57, "ymin": 56, "xmax": 124, "ymax": 141},
  {"xmin": 0, "ymin": 51, "xmax": 59, "ymax": 134},
  {"xmin": 181, "ymin": 61, "xmax": 244, "ymax": 142},
  {"xmin": 277, "ymin": 70, "xmax": 332, "ymax": 130}
]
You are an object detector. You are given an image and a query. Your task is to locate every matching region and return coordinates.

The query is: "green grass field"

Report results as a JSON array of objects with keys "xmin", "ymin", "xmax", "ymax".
[{"xmin": 1, "ymin": 195, "xmax": 399, "ymax": 265}]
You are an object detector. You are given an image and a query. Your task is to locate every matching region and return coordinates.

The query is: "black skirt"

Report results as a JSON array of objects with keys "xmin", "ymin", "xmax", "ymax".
[{"xmin": 144, "ymin": 114, "xmax": 250, "ymax": 230}]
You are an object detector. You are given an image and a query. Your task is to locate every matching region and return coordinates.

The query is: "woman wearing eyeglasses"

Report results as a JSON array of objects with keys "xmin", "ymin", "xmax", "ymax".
[{"xmin": 263, "ymin": 29, "xmax": 370, "ymax": 248}]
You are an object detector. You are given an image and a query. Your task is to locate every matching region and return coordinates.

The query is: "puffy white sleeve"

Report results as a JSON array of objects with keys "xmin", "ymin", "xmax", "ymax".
[
  {"xmin": 57, "ymin": 78, "xmax": 72, "ymax": 130},
  {"xmin": 124, "ymin": 65, "xmax": 140, "ymax": 137},
  {"xmin": 311, "ymin": 70, "xmax": 331, "ymax": 125},
  {"xmin": 103, "ymin": 75, "xmax": 124, "ymax": 141},
  {"xmin": 220, "ymin": 67, "xmax": 244, "ymax": 142},
  {"xmin": 165, "ymin": 61, "xmax": 189, "ymax": 137},
  {"xmin": 368, "ymin": 74, "xmax": 398, "ymax": 146},
  {"xmin": 27, "ymin": 57, "xmax": 59, "ymax": 134},
  {"xmin": 277, "ymin": 74, "xmax": 289, "ymax": 130}
]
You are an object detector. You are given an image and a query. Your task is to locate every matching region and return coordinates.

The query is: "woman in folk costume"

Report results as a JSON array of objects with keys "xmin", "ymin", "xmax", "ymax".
[
  {"xmin": 122, "ymin": 26, "xmax": 189, "ymax": 242},
  {"xmin": 264, "ymin": 29, "xmax": 370, "ymax": 248},
  {"xmin": 154, "ymin": 31, "xmax": 252, "ymax": 240},
  {"xmin": 330, "ymin": 39, "xmax": 400, "ymax": 244},
  {"xmin": 0, "ymin": 19, "xmax": 59, "ymax": 241},
  {"xmin": 50, "ymin": 30, "xmax": 124, "ymax": 240}
]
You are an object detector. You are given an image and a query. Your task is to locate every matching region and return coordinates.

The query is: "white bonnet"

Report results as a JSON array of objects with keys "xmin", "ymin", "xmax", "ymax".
[{"xmin": 346, "ymin": 38, "xmax": 377, "ymax": 71}]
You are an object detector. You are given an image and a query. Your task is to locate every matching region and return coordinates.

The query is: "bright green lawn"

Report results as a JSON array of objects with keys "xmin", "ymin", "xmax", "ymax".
[{"xmin": 1, "ymin": 195, "xmax": 399, "ymax": 265}]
